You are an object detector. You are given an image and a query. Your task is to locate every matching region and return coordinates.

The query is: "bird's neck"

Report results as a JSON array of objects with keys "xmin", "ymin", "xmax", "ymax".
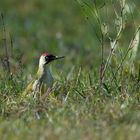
[{"xmin": 37, "ymin": 64, "xmax": 50, "ymax": 78}]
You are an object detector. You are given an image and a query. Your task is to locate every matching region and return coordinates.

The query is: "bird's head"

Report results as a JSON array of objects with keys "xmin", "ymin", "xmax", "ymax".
[{"xmin": 39, "ymin": 52, "xmax": 65, "ymax": 66}]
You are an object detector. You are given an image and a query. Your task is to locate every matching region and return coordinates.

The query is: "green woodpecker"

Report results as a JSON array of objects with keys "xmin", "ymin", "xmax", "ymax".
[{"xmin": 23, "ymin": 53, "xmax": 64, "ymax": 96}]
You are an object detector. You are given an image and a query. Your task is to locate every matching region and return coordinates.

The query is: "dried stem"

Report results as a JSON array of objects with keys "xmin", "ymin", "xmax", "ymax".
[
  {"xmin": 101, "ymin": 6, "xmax": 124, "ymax": 79},
  {"xmin": 1, "ymin": 13, "xmax": 11, "ymax": 75}
]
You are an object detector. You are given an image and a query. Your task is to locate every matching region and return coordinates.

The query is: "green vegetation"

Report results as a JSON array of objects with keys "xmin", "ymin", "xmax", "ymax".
[{"xmin": 0, "ymin": 0, "xmax": 140, "ymax": 140}]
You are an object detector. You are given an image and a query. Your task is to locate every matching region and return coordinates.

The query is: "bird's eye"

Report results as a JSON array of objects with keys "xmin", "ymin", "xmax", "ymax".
[{"xmin": 45, "ymin": 56, "xmax": 48, "ymax": 60}]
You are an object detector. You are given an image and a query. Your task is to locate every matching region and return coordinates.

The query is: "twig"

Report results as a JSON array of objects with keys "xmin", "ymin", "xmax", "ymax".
[
  {"xmin": 110, "ymin": 26, "xmax": 140, "ymax": 83},
  {"xmin": 101, "ymin": 4, "xmax": 125, "ymax": 79},
  {"xmin": 1, "ymin": 13, "xmax": 11, "ymax": 75}
]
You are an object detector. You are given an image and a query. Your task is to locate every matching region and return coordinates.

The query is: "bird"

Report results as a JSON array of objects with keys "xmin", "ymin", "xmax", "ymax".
[{"xmin": 22, "ymin": 52, "xmax": 64, "ymax": 97}]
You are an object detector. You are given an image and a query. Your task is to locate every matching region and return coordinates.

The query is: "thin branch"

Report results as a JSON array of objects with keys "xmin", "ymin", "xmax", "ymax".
[
  {"xmin": 101, "ymin": 5, "xmax": 125, "ymax": 79},
  {"xmin": 1, "ymin": 13, "xmax": 11, "ymax": 75}
]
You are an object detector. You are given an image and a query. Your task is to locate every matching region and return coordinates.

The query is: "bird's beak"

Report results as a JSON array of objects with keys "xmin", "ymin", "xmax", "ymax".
[
  {"xmin": 54, "ymin": 56, "xmax": 65, "ymax": 60},
  {"xmin": 46, "ymin": 55, "xmax": 65, "ymax": 64}
]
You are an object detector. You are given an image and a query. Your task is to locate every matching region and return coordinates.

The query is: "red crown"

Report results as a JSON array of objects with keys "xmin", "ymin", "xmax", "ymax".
[{"xmin": 41, "ymin": 53, "xmax": 49, "ymax": 56}]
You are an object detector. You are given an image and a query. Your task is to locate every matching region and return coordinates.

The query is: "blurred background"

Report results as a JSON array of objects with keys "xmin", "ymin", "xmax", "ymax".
[{"xmin": 0, "ymin": 0, "xmax": 139, "ymax": 75}]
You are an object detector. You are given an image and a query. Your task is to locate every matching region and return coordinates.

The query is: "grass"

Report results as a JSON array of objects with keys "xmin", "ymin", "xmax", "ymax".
[{"xmin": 0, "ymin": 0, "xmax": 140, "ymax": 140}]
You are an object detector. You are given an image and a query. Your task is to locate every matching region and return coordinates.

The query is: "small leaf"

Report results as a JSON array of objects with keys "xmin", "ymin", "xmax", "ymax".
[
  {"xmin": 128, "ymin": 27, "xmax": 140, "ymax": 61},
  {"xmin": 103, "ymin": 83, "xmax": 111, "ymax": 94}
]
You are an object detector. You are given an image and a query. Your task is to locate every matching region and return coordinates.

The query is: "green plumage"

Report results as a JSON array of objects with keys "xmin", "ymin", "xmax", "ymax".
[
  {"xmin": 22, "ymin": 53, "xmax": 64, "ymax": 97},
  {"xmin": 23, "ymin": 55, "xmax": 53, "ymax": 96}
]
